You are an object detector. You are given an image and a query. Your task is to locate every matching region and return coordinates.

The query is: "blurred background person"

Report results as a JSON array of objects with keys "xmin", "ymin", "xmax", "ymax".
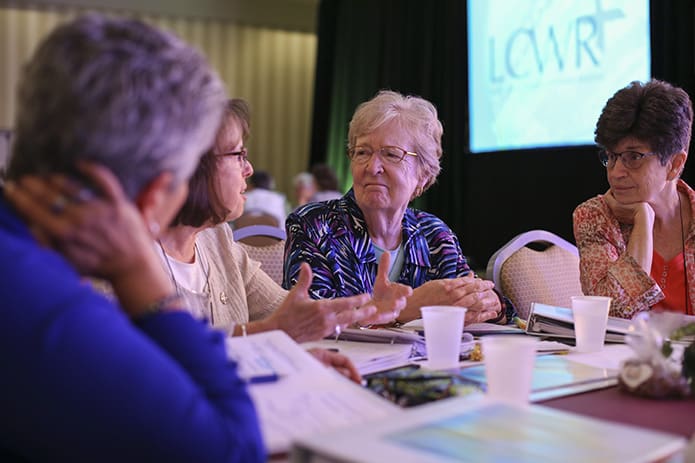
[
  {"xmin": 309, "ymin": 163, "xmax": 343, "ymax": 203},
  {"xmin": 284, "ymin": 90, "xmax": 515, "ymax": 326},
  {"xmin": 1, "ymin": 14, "xmax": 265, "ymax": 462},
  {"xmin": 292, "ymin": 171, "xmax": 316, "ymax": 209},
  {"xmin": 240, "ymin": 170, "xmax": 288, "ymax": 227},
  {"xmin": 573, "ymin": 79, "xmax": 694, "ymax": 318}
]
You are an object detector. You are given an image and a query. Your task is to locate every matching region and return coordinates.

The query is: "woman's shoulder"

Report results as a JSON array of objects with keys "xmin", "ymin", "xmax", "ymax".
[
  {"xmin": 196, "ymin": 224, "xmax": 239, "ymax": 258},
  {"xmin": 198, "ymin": 223, "xmax": 235, "ymax": 243},
  {"xmin": 573, "ymin": 194, "xmax": 608, "ymax": 218},
  {"xmin": 405, "ymin": 207, "xmax": 450, "ymax": 230},
  {"xmin": 289, "ymin": 193, "xmax": 355, "ymax": 224}
]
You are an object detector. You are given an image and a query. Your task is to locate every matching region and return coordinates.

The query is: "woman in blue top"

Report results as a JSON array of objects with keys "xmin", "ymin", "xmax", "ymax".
[
  {"xmin": 284, "ymin": 90, "xmax": 515, "ymax": 325},
  {"xmin": 1, "ymin": 14, "xmax": 263, "ymax": 462}
]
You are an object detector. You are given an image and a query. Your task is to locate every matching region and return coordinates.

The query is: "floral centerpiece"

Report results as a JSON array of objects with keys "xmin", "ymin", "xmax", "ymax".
[{"xmin": 618, "ymin": 312, "xmax": 695, "ymax": 398}]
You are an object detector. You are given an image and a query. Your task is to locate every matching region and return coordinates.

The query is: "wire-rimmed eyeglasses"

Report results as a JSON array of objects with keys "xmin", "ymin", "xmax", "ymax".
[
  {"xmin": 348, "ymin": 145, "xmax": 418, "ymax": 165},
  {"xmin": 598, "ymin": 149, "xmax": 657, "ymax": 169},
  {"xmin": 216, "ymin": 147, "xmax": 249, "ymax": 167}
]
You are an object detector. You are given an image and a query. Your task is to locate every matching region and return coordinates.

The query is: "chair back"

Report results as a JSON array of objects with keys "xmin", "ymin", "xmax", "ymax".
[
  {"xmin": 232, "ymin": 224, "xmax": 286, "ymax": 247},
  {"xmin": 485, "ymin": 230, "xmax": 582, "ymax": 319},
  {"xmin": 238, "ymin": 240, "xmax": 286, "ymax": 286}
]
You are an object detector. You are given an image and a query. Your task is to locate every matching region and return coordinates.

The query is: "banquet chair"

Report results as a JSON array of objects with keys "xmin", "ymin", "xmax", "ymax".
[
  {"xmin": 232, "ymin": 224, "xmax": 287, "ymax": 285},
  {"xmin": 485, "ymin": 230, "xmax": 583, "ymax": 320}
]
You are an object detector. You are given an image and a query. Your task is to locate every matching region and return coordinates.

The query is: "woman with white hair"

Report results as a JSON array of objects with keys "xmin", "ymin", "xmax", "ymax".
[{"xmin": 284, "ymin": 90, "xmax": 515, "ymax": 325}]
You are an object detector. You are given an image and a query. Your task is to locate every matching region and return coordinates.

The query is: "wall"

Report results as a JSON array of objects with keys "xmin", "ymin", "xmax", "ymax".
[{"xmin": 0, "ymin": 1, "xmax": 318, "ymax": 198}]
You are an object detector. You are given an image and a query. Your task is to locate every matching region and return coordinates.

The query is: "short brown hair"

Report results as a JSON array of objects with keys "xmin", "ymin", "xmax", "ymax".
[
  {"xmin": 171, "ymin": 98, "xmax": 251, "ymax": 227},
  {"xmin": 595, "ymin": 79, "xmax": 693, "ymax": 165}
]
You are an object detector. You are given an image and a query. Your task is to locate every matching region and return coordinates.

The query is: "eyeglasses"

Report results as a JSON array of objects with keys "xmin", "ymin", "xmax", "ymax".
[
  {"xmin": 598, "ymin": 149, "xmax": 657, "ymax": 169},
  {"xmin": 347, "ymin": 145, "xmax": 418, "ymax": 165},
  {"xmin": 216, "ymin": 147, "xmax": 249, "ymax": 167}
]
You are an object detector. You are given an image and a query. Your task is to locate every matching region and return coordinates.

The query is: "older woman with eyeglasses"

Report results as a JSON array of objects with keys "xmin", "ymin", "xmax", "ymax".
[
  {"xmin": 573, "ymin": 79, "xmax": 695, "ymax": 318},
  {"xmin": 284, "ymin": 90, "xmax": 515, "ymax": 325},
  {"xmin": 155, "ymin": 98, "xmax": 410, "ymax": 348}
]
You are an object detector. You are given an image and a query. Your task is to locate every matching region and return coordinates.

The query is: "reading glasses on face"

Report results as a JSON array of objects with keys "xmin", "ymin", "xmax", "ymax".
[
  {"xmin": 348, "ymin": 145, "xmax": 418, "ymax": 165},
  {"xmin": 216, "ymin": 147, "xmax": 249, "ymax": 166},
  {"xmin": 598, "ymin": 149, "xmax": 656, "ymax": 169}
]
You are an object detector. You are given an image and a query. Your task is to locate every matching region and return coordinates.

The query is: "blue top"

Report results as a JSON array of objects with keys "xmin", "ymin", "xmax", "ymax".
[
  {"xmin": 283, "ymin": 190, "xmax": 515, "ymax": 322},
  {"xmin": 0, "ymin": 195, "xmax": 265, "ymax": 463}
]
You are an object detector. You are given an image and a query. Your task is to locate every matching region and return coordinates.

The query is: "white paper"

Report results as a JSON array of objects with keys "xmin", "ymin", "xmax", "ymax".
[
  {"xmin": 225, "ymin": 331, "xmax": 401, "ymax": 454},
  {"xmin": 301, "ymin": 339, "xmax": 414, "ymax": 375}
]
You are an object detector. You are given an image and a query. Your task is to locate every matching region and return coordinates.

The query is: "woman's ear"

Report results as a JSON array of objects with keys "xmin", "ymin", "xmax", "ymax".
[
  {"xmin": 135, "ymin": 172, "xmax": 176, "ymax": 235},
  {"xmin": 668, "ymin": 151, "xmax": 687, "ymax": 180}
]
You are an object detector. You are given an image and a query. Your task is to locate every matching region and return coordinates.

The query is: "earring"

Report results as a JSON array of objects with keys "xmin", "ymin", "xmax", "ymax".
[{"xmin": 148, "ymin": 220, "xmax": 160, "ymax": 236}]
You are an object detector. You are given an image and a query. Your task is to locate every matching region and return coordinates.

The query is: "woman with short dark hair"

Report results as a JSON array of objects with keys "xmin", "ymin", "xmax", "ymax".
[{"xmin": 573, "ymin": 79, "xmax": 694, "ymax": 318}]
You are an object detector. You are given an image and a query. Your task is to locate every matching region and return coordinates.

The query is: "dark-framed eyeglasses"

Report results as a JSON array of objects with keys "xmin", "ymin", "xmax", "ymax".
[
  {"xmin": 216, "ymin": 147, "xmax": 249, "ymax": 166},
  {"xmin": 347, "ymin": 145, "xmax": 418, "ymax": 165},
  {"xmin": 598, "ymin": 149, "xmax": 656, "ymax": 169}
]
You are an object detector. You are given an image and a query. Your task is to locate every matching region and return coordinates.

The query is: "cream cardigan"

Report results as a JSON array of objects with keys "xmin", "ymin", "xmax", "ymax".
[{"xmin": 168, "ymin": 223, "xmax": 287, "ymax": 334}]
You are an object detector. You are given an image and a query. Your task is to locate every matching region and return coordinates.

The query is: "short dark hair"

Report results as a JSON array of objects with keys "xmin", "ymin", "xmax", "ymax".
[
  {"xmin": 311, "ymin": 163, "xmax": 339, "ymax": 191},
  {"xmin": 595, "ymin": 79, "xmax": 693, "ymax": 165},
  {"xmin": 171, "ymin": 98, "xmax": 250, "ymax": 227}
]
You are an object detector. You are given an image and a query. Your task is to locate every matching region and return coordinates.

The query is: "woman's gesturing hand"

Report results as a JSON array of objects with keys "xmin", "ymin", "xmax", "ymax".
[
  {"xmin": 4, "ymin": 162, "xmax": 178, "ymax": 317},
  {"xmin": 266, "ymin": 263, "xmax": 377, "ymax": 342},
  {"xmin": 362, "ymin": 252, "xmax": 412, "ymax": 325}
]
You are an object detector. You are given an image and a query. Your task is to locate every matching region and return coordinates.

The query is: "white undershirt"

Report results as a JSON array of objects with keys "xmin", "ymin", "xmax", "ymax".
[{"xmin": 156, "ymin": 243, "xmax": 211, "ymax": 320}]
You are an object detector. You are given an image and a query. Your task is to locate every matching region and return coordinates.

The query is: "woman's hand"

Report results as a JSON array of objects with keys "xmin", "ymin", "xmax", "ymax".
[
  {"xmin": 262, "ymin": 263, "xmax": 377, "ymax": 342},
  {"xmin": 397, "ymin": 274, "xmax": 502, "ymax": 324},
  {"xmin": 360, "ymin": 252, "xmax": 412, "ymax": 325},
  {"xmin": 5, "ymin": 163, "xmax": 157, "ymax": 278},
  {"xmin": 4, "ymin": 163, "xmax": 178, "ymax": 317},
  {"xmin": 604, "ymin": 189, "xmax": 655, "ymax": 225},
  {"xmin": 605, "ymin": 189, "xmax": 655, "ymax": 273},
  {"xmin": 307, "ymin": 347, "xmax": 361, "ymax": 384}
]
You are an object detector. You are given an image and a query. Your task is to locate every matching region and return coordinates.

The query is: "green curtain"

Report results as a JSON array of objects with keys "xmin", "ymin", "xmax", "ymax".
[
  {"xmin": 310, "ymin": 0, "xmax": 695, "ymax": 268},
  {"xmin": 310, "ymin": 0, "xmax": 467, "ymax": 205}
]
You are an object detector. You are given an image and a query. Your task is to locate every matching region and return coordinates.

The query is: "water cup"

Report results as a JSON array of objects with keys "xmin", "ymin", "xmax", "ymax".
[
  {"xmin": 481, "ymin": 335, "xmax": 538, "ymax": 406},
  {"xmin": 420, "ymin": 306, "xmax": 467, "ymax": 369},
  {"xmin": 571, "ymin": 295, "xmax": 612, "ymax": 353}
]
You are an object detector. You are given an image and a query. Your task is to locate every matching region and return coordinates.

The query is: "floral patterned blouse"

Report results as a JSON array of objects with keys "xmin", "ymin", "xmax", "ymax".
[{"xmin": 572, "ymin": 179, "xmax": 695, "ymax": 318}]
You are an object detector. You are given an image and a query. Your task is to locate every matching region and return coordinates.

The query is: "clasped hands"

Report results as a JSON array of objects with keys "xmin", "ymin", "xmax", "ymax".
[{"xmin": 398, "ymin": 273, "xmax": 503, "ymax": 324}]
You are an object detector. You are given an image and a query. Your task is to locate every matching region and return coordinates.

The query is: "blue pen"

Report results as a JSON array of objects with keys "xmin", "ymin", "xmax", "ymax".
[{"xmin": 246, "ymin": 373, "xmax": 281, "ymax": 385}]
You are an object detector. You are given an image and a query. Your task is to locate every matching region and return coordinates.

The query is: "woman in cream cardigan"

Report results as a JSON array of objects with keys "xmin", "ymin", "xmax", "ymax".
[{"xmin": 157, "ymin": 98, "xmax": 412, "ymax": 342}]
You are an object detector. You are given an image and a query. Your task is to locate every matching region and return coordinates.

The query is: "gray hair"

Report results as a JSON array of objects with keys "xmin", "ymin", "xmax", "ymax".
[
  {"xmin": 293, "ymin": 172, "xmax": 315, "ymax": 188},
  {"xmin": 7, "ymin": 13, "xmax": 226, "ymax": 199},
  {"xmin": 347, "ymin": 90, "xmax": 443, "ymax": 191}
]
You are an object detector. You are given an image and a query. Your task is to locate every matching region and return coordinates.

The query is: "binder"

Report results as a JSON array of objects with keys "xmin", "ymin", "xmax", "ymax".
[{"xmin": 525, "ymin": 302, "xmax": 631, "ymax": 343}]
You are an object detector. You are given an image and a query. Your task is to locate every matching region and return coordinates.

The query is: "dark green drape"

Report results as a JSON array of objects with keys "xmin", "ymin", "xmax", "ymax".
[{"xmin": 310, "ymin": 0, "xmax": 695, "ymax": 269}]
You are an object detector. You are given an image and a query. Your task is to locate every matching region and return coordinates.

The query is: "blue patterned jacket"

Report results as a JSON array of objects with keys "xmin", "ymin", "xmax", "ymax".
[{"xmin": 283, "ymin": 190, "xmax": 514, "ymax": 321}]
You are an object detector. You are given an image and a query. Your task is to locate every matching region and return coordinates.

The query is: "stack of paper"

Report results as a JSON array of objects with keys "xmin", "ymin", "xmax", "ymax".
[
  {"xmin": 301, "ymin": 339, "xmax": 414, "ymax": 375},
  {"xmin": 225, "ymin": 331, "xmax": 401, "ymax": 454}
]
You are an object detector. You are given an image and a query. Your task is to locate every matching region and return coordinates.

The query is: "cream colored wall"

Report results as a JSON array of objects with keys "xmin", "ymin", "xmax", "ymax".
[{"xmin": 0, "ymin": 4, "xmax": 316, "ymax": 198}]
